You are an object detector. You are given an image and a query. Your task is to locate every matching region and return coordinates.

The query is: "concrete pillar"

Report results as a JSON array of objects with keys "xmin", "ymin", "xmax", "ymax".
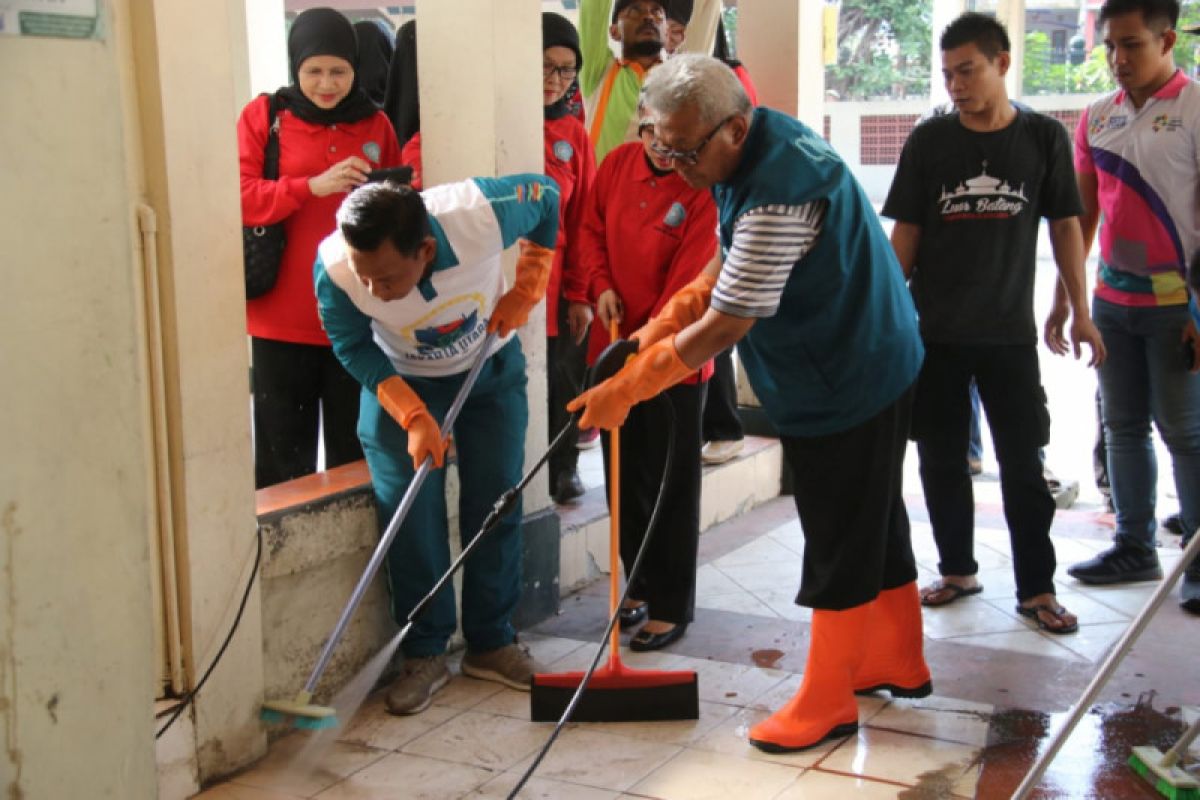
[
  {"xmin": 678, "ymin": 0, "xmax": 722, "ymax": 55},
  {"xmin": 930, "ymin": 0, "xmax": 967, "ymax": 106},
  {"xmin": 738, "ymin": 0, "xmax": 825, "ymax": 130},
  {"xmin": 996, "ymin": 0, "xmax": 1026, "ymax": 100},
  {"xmin": 416, "ymin": 0, "xmax": 551, "ymax": 507},
  {"xmin": 131, "ymin": 0, "xmax": 265, "ymax": 782}
]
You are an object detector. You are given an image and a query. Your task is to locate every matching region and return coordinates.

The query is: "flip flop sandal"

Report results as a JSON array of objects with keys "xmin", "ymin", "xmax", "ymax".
[
  {"xmin": 920, "ymin": 581, "xmax": 984, "ymax": 607},
  {"xmin": 1015, "ymin": 603, "xmax": 1079, "ymax": 635}
]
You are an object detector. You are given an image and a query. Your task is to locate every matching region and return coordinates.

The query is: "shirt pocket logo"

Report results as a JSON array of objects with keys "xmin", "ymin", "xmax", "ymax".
[
  {"xmin": 553, "ymin": 140, "xmax": 574, "ymax": 162},
  {"xmin": 663, "ymin": 202, "xmax": 686, "ymax": 228},
  {"xmin": 363, "ymin": 141, "xmax": 381, "ymax": 163}
]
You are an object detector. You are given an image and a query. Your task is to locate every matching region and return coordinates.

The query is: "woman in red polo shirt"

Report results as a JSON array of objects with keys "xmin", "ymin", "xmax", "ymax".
[
  {"xmin": 573, "ymin": 109, "xmax": 717, "ymax": 651},
  {"xmin": 238, "ymin": 8, "xmax": 402, "ymax": 488}
]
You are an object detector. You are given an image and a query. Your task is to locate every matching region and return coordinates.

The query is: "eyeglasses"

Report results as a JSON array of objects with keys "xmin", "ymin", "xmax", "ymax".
[
  {"xmin": 642, "ymin": 116, "xmax": 733, "ymax": 166},
  {"xmin": 621, "ymin": 3, "xmax": 666, "ymax": 21},
  {"xmin": 542, "ymin": 63, "xmax": 579, "ymax": 82}
]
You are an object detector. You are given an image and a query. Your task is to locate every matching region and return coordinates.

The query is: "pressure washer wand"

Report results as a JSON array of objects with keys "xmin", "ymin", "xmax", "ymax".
[
  {"xmin": 262, "ymin": 332, "xmax": 498, "ymax": 726},
  {"xmin": 399, "ymin": 409, "xmax": 578, "ymax": 639}
]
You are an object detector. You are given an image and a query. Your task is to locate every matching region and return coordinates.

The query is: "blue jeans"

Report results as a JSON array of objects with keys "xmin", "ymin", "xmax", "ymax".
[
  {"xmin": 968, "ymin": 380, "xmax": 983, "ymax": 462},
  {"xmin": 1095, "ymin": 298, "xmax": 1200, "ymax": 552},
  {"xmin": 358, "ymin": 338, "xmax": 529, "ymax": 658}
]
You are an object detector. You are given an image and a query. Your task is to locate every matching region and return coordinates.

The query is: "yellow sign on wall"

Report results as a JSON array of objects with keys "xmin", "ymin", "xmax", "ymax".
[{"xmin": 823, "ymin": 2, "xmax": 840, "ymax": 66}]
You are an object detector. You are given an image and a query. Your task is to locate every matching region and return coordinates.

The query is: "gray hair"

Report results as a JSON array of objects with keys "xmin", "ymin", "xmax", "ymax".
[{"xmin": 641, "ymin": 54, "xmax": 751, "ymax": 126}]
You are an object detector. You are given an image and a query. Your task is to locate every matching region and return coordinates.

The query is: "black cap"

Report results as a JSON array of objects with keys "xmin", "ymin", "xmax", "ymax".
[
  {"xmin": 611, "ymin": 0, "xmax": 667, "ymax": 23},
  {"xmin": 543, "ymin": 12, "xmax": 583, "ymax": 70},
  {"xmin": 666, "ymin": 0, "xmax": 693, "ymax": 25}
]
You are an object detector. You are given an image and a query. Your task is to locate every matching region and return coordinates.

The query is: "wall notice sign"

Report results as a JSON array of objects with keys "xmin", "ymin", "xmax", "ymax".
[{"xmin": 0, "ymin": 0, "xmax": 100, "ymax": 39}]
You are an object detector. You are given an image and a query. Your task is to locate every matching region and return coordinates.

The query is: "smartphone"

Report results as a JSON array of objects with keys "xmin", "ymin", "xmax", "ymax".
[{"xmin": 365, "ymin": 166, "xmax": 414, "ymax": 185}]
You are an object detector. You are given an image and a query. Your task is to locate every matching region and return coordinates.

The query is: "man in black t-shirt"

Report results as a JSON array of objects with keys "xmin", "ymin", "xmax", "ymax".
[{"xmin": 883, "ymin": 12, "xmax": 1105, "ymax": 635}]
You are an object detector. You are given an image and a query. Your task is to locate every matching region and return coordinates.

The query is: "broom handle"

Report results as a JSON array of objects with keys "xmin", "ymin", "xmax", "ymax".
[
  {"xmin": 1013, "ymin": 530, "xmax": 1200, "ymax": 798},
  {"xmin": 608, "ymin": 319, "xmax": 623, "ymax": 671},
  {"xmin": 301, "ymin": 332, "xmax": 499, "ymax": 697},
  {"xmin": 1161, "ymin": 714, "xmax": 1200, "ymax": 769}
]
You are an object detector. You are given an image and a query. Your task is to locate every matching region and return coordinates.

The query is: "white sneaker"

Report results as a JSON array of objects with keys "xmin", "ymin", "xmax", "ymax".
[{"xmin": 702, "ymin": 439, "xmax": 744, "ymax": 465}]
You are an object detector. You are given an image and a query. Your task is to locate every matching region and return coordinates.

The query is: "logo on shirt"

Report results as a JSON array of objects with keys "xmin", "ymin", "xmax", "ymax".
[
  {"xmin": 938, "ymin": 161, "xmax": 1028, "ymax": 221},
  {"xmin": 664, "ymin": 202, "xmax": 686, "ymax": 228},
  {"xmin": 553, "ymin": 140, "xmax": 574, "ymax": 162},
  {"xmin": 401, "ymin": 294, "xmax": 488, "ymax": 359},
  {"xmin": 1152, "ymin": 114, "xmax": 1183, "ymax": 133},
  {"xmin": 515, "ymin": 181, "xmax": 545, "ymax": 203},
  {"xmin": 1089, "ymin": 114, "xmax": 1127, "ymax": 135},
  {"xmin": 363, "ymin": 141, "xmax": 381, "ymax": 163}
]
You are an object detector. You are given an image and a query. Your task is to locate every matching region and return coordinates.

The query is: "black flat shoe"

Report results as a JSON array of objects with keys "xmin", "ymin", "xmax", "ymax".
[
  {"xmin": 618, "ymin": 603, "xmax": 648, "ymax": 629},
  {"xmin": 629, "ymin": 622, "xmax": 687, "ymax": 652},
  {"xmin": 552, "ymin": 471, "xmax": 585, "ymax": 504}
]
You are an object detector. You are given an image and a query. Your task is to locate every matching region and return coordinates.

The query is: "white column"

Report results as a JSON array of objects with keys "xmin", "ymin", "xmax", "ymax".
[
  {"xmin": 133, "ymin": 0, "xmax": 266, "ymax": 782},
  {"xmin": 930, "ymin": 0, "xmax": 967, "ymax": 106},
  {"xmin": 996, "ymin": 0, "xmax": 1026, "ymax": 100},
  {"xmin": 737, "ymin": 0, "xmax": 824, "ymax": 133},
  {"xmin": 416, "ymin": 0, "xmax": 551, "ymax": 507},
  {"xmin": 240, "ymin": 0, "xmax": 288, "ymax": 102},
  {"xmin": 678, "ymin": 0, "xmax": 722, "ymax": 55}
]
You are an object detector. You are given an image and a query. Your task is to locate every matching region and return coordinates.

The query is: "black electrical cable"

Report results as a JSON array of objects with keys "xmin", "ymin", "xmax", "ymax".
[
  {"xmin": 156, "ymin": 524, "xmax": 263, "ymax": 740},
  {"xmin": 507, "ymin": 393, "xmax": 677, "ymax": 799},
  {"xmin": 396, "ymin": 415, "xmax": 581, "ymax": 634}
]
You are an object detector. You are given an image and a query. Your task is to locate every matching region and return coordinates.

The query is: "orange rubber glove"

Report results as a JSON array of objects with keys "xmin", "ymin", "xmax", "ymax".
[
  {"xmin": 377, "ymin": 376, "xmax": 448, "ymax": 470},
  {"xmin": 487, "ymin": 240, "xmax": 554, "ymax": 336},
  {"xmin": 566, "ymin": 335, "xmax": 696, "ymax": 430},
  {"xmin": 631, "ymin": 272, "xmax": 717, "ymax": 348}
]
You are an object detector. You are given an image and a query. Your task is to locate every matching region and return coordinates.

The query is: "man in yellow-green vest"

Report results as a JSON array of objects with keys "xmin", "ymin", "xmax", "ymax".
[{"xmin": 580, "ymin": 0, "xmax": 689, "ymax": 163}]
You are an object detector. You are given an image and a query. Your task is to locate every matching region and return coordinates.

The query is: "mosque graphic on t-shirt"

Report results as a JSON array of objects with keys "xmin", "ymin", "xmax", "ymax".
[{"xmin": 938, "ymin": 161, "xmax": 1028, "ymax": 221}]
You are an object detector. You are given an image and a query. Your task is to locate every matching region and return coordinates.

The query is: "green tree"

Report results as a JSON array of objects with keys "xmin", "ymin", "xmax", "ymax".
[{"xmin": 825, "ymin": 0, "xmax": 932, "ymax": 100}]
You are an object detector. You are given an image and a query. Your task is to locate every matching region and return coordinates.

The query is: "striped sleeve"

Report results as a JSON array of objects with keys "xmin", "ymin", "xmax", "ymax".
[{"xmin": 710, "ymin": 201, "xmax": 828, "ymax": 318}]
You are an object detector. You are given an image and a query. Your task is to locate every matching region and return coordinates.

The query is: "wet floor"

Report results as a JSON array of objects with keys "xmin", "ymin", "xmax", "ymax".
[{"xmin": 975, "ymin": 698, "xmax": 1193, "ymax": 798}]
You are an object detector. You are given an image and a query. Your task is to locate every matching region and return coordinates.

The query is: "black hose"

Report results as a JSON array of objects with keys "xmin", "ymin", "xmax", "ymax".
[
  {"xmin": 507, "ymin": 392, "xmax": 677, "ymax": 799},
  {"xmin": 156, "ymin": 525, "xmax": 263, "ymax": 739}
]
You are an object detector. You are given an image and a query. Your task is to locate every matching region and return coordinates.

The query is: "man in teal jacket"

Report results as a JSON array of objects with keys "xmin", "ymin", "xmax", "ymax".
[{"xmin": 569, "ymin": 55, "xmax": 928, "ymax": 753}]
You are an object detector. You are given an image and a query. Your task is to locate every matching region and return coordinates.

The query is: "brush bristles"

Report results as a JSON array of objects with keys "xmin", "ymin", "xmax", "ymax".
[
  {"xmin": 294, "ymin": 715, "xmax": 340, "ymax": 731},
  {"xmin": 1129, "ymin": 749, "xmax": 1200, "ymax": 800}
]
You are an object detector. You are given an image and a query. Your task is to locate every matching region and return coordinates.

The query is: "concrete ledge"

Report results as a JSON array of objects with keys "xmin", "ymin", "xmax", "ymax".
[
  {"xmin": 255, "ymin": 459, "xmax": 558, "ymax": 711},
  {"xmin": 556, "ymin": 436, "xmax": 783, "ymax": 595}
]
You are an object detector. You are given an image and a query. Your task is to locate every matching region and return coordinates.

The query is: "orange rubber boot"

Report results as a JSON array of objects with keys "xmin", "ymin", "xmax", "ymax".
[
  {"xmin": 748, "ymin": 604, "xmax": 868, "ymax": 753},
  {"xmin": 853, "ymin": 581, "xmax": 932, "ymax": 698}
]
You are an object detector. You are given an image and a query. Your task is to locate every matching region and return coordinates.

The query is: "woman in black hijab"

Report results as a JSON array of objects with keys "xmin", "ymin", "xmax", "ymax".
[
  {"xmin": 238, "ymin": 7, "xmax": 403, "ymax": 489},
  {"xmin": 353, "ymin": 19, "xmax": 394, "ymax": 107},
  {"xmin": 383, "ymin": 19, "xmax": 420, "ymax": 149}
]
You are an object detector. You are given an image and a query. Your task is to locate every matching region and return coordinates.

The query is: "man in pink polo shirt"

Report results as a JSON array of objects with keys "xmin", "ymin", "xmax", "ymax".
[{"xmin": 1053, "ymin": 0, "xmax": 1200, "ymax": 611}]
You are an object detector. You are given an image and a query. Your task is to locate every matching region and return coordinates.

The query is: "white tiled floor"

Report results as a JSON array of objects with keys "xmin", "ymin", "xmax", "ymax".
[
  {"xmin": 200, "ymin": 453, "xmax": 1195, "ymax": 800},
  {"xmin": 204, "ymin": 650, "xmax": 1002, "ymax": 799}
]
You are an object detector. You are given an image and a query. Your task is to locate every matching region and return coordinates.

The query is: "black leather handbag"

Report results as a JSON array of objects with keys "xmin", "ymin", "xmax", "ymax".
[{"xmin": 243, "ymin": 94, "xmax": 286, "ymax": 299}]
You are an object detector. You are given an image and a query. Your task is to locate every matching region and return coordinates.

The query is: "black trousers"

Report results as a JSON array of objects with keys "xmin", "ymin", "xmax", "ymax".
[
  {"xmin": 912, "ymin": 343, "xmax": 1056, "ymax": 600},
  {"xmin": 783, "ymin": 386, "xmax": 917, "ymax": 610},
  {"xmin": 251, "ymin": 337, "xmax": 363, "ymax": 489},
  {"xmin": 547, "ymin": 299, "xmax": 588, "ymax": 484},
  {"xmin": 601, "ymin": 382, "xmax": 704, "ymax": 624},
  {"xmin": 702, "ymin": 347, "xmax": 744, "ymax": 442}
]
